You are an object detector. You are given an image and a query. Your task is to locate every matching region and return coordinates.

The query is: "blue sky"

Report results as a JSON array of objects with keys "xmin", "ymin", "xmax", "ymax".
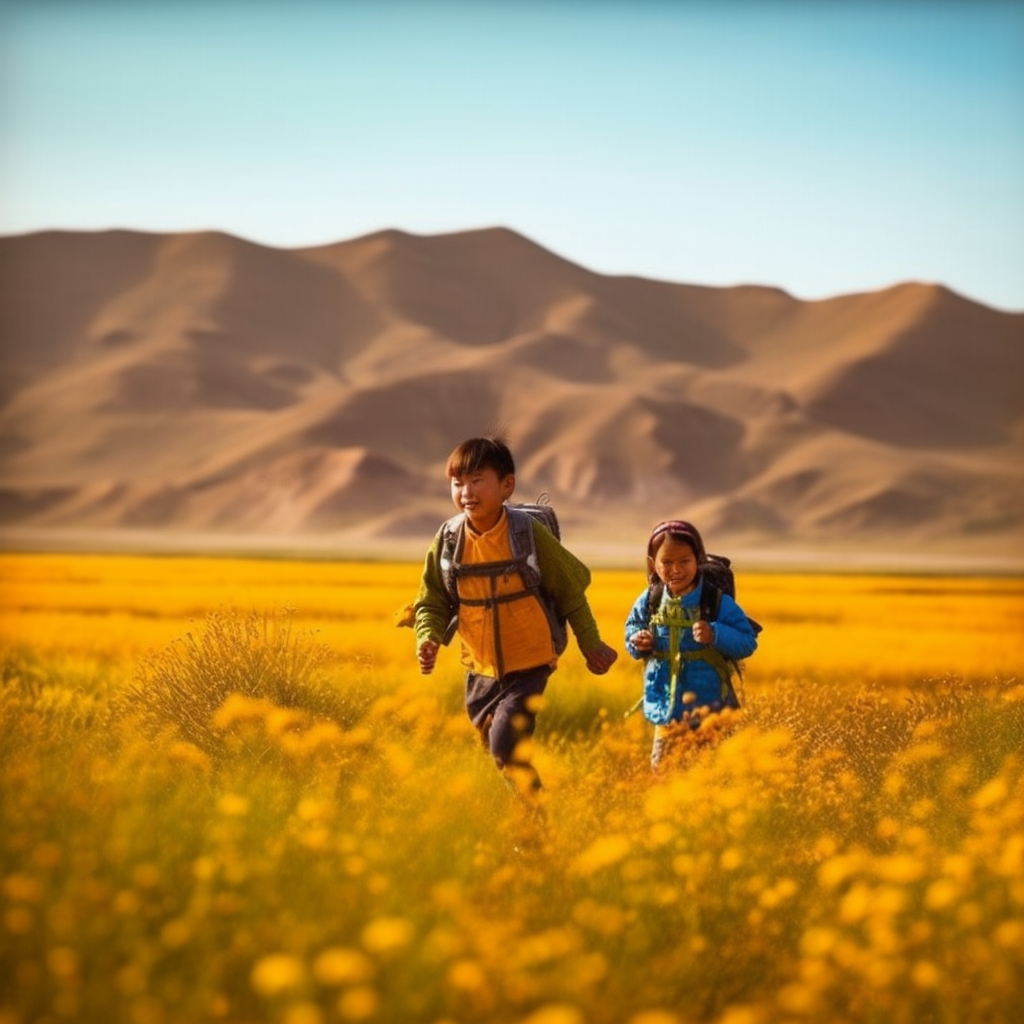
[{"xmin": 2, "ymin": 0, "xmax": 1023, "ymax": 311}]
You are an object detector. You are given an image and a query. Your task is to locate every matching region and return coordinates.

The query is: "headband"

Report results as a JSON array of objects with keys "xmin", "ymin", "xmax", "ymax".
[{"xmin": 647, "ymin": 519, "xmax": 706, "ymax": 560}]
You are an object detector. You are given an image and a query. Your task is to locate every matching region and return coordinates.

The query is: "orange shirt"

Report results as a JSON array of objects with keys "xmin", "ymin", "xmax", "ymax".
[{"xmin": 456, "ymin": 511, "xmax": 558, "ymax": 677}]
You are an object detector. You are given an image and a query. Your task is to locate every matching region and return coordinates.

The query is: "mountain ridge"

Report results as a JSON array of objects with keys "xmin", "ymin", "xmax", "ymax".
[{"xmin": 1, "ymin": 226, "xmax": 1021, "ymax": 565}]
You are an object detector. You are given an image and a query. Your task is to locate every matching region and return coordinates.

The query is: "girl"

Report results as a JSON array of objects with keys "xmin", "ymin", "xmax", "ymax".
[{"xmin": 625, "ymin": 520, "xmax": 759, "ymax": 768}]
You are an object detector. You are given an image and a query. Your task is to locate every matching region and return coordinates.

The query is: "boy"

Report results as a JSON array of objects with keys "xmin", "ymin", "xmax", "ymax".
[{"xmin": 414, "ymin": 435, "xmax": 617, "ymax": 794}]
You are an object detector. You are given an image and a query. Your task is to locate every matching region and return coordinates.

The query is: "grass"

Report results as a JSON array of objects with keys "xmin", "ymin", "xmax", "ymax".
[{"xmin": 1, "ymin": 553, "xmax": 1022, "ymax": 1024}]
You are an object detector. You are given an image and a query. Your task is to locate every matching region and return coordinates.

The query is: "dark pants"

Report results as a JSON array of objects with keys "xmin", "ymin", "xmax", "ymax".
[{"xmin": 465, "ymin": 665, "xmax": 552, "ymax": 791}]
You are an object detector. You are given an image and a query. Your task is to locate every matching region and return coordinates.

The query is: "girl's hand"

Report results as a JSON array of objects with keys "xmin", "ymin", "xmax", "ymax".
[
  {"xmin": 584, "ymin": 641, "xmax": 619, "ymax": 675},
  {"xmin": 417, "ymin": 639, "xmax": 440, "ymax": 675},
  {"xmin": 630, "ymin": 629, "xmax": 654, "ymax": 653},
  {"xmin": 692, "ymin": 620, "xmax": 715, "ymax": 645}
]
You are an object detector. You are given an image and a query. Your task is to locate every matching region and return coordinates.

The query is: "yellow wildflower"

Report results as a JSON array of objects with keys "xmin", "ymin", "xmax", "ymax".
[
  {"xmin": 312, "ymin": 947, "xmax": 375, "ymax": 987},
  {"xmin": 572, "ymin": 898, "xmax": 629, "ymax": 937},
  {"xmin": 838, "ymin": 882, "xmax": 873, "ymax": 923},
  {"xmin": 993, "ymin": 920, "xmax": 1024, "ymax": 950},
  {"xmin": 972, "ymin": 776, "xmax": 1008, "ymax": 809},
  {"xmin": 251, "ymin": 954, "xmax": 306, "ymax": 997},
  {"xmin": 447, "ymin": 958, "xmax": 488, "ymax": 992},
  {"xmin": 361, "ymin": 916, "xmax": 414, "ymax": 956},
  {"xmin": 775, "ymin": 878, "xmax": 798, "ymax": 899},
  {"xmin": 284, "ymin": 1004, "xmax": 324, "ymax": 1024},
  {"xmin": 910, "ymin": 798, "xmax": 936, "ymax": 820},
  {"xmin": 514, "ymin": 926, "xmax": 581, "ymax": 967},
  {"xmin": 997, "ymin": 835, "xmax": 1024, "ymax": 877},
  {"xmin": 911, "ymin": 961, "xmax": 941, "ymax": 990},
  {"xmin": 924, "ymin": 878, "xmax": 960, "ymax": 911},
  {"xmin": 862, "ymin": 955, "xmax": 898, "ymax": 988},
  {"xmin": 800, "ymin": 927, "xmax": 837, "ymax": 958},
  {"xmin": 875, "ymin": 854, "xmax": 926, "ymax": 884},
  {"xmin": 572, "ymin": 834, "xmax": 632, "ymax": 876},
  {"xmin": 193, "ymin": 857, "xmax": 216, "ymax": 881},
  {"xmin": 648, "ymin": 821, "xmax": 675, "ymax": 847},
  {"xmin": 2, "ymin": 874, "xmax": 42, "ymax": 903},
  {"xmin": 160, "ymin": 918, "xmax": 191, "ymax": 949},
  {"xmin": 113, "ymin": 890, "xmax": 141, "ymax": 915},
  {"xmin": 957, "ymin": 903, "xmax": 983, "ymax": 928},
  {"xmin": 872, "ymin": 885, "xmax": 909, "ymax": 917},
  {"xmin": 941, "ymin": 853, "xmax": 972, "ymax": 883},
  {"xmin": 337, "ymin": 985, "xmax": 379, "ymax": 1021},
  {"xmin": 217, "ymin": 793, "xmax": 250, "ymax": 817},
  {"xmin": 812, "ymin": 835, "xmax": 839, "ymax": 860},
  {"xmin": 166, "ymin": 740, "xmax": 211, "ymax": 773},
  {"xmin": 902, "ymin": 740, "xmax": 946, "ymax": 764},
  {"xmin": 129, "ymin": 864, "xmax": 159, "ymax": 890},
  {"xmin": 818, "ymin": 852, "xmax": 864, "ymax": 889},
  {"xmin": 720, "ymin": 848, "xmax": 743, "ymax": 871},
  {"xmin": 626, "ymin": 1012, "xmax": 684, "ymax": 1024},
  {"xmin": 212, "ymin": 693, "xmax": 276, "ymax": 731},
  {"xmin": 4, "ymin": 907, "xmax": 33, "ymax": 934},
  {"xmin": 777, "ymin": 982, "xmax": 819, "ymax": 1015},
  {"xmin": 516, "ymin": 1004, "xmax": 585, "ymax": 1024},
  {"xmin": 715, "ymin": 1006, "xmax": 766, "ymax": 1024},
  {"xmin": 46, "ymin": 946, "xmax": 79, "ymax": 981}
]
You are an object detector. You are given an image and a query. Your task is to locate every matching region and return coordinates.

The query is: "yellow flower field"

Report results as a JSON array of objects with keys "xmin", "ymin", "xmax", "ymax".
[{"xmin": 1, "ymin": 553, "xmax": 1022, "ymax": 1024}]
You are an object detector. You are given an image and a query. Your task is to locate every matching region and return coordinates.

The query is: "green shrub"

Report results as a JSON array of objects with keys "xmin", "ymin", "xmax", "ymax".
[{"xmin": 115, "ymin": 608, "xmax": 352, "ymax": 757}]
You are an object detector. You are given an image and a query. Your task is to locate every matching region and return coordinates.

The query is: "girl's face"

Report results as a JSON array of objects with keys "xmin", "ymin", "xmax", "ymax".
[
  {"xmin": 450, "ymin": 466, "xmax": 515, "ymax": 532},
  {"xmin": 650, "ymin": 536, "xmax": 699, "ymax": 595}
]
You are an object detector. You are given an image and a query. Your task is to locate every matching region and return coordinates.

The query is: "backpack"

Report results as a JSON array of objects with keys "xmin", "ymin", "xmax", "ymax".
[{"xmin": 437, "ymin": 495, "xmax": 567, "ymax": 659}]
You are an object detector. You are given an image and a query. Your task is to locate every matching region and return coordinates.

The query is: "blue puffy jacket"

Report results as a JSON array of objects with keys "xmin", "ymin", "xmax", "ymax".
[{"xmin": 625, "ymin": 579, "xmax": 758, "ymax": 726}]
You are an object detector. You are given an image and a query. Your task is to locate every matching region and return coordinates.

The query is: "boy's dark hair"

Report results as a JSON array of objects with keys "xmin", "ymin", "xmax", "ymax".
[
  {"xmin": 647, "ymin": 519, "xmax": 707, "ymax": 581},
  {"xmin": 445, "ymin": 435, "xmax": 515, "ymax": 480}
]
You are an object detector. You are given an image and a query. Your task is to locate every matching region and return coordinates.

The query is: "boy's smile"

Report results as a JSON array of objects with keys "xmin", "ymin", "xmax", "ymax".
[{"xmin": 450, "ymin": 467, "xmax": 515, "ymax": 532}]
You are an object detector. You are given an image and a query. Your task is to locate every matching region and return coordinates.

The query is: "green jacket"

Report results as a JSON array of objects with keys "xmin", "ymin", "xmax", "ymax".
[{"xmin": 413, "ymin": 516, "xmax": 602, "ymax": 656}]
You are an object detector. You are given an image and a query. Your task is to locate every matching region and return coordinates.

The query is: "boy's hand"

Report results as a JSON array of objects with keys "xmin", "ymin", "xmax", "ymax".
[
  {"xmin": 692, "ymin": 620, "xmax": 715, "ymax": 645},
  {"xmin": 584, "ymin": 641, "xmax": 618, "ymax": 675},
  {"xmin": 417, "ymin": 639, "xmax": 440, "ymax": 675},
  {"xmin": 629, "ymin": 629, "xmax": 654, "ymax": 653}
]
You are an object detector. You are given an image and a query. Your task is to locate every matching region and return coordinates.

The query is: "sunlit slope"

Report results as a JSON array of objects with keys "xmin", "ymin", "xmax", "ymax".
[{"xmin": 2, "ymin": 229, "xmax": 1021, "ymax": 558}]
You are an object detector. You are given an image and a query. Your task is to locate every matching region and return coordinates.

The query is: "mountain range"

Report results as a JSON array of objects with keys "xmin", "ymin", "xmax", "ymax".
[{"xmin": 1, "ymin": 227, "xmax": 1021, "ymax": 568}]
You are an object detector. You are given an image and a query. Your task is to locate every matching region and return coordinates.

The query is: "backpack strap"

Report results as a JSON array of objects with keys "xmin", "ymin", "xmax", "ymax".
[
  {"xmin": 507, "ymin": 507, "xmax": 567, "ymax": 656},
  {"xmin": 505, "ymin": 506, "xmax": 542, "ymax": 589},
  {"xmin": 436, "ymin": 514, "xmax": 465, "ymax": 643},
  {"xmin": 700, "ymin": 578, "xmax": 722, "ymax": 625},
  {"xmin": 644, "ymin": 581, "xmax": 663, "ymax": 623},
  {"xmin": 439, "ymin": 512, "xmax": 466, "ymax": 606}
]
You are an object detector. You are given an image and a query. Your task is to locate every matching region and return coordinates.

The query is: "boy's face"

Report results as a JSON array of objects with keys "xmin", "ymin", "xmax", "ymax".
[
  {"xmin": 451, "ymin": 467, "xmax": 515, "ymax": 532},
  {"xmin": 650, "ymin": 536, "xmax": 699, "ymax": 596}
]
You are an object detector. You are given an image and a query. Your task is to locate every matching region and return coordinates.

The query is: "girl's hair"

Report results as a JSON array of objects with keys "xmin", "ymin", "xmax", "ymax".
[
  {"xmin": 445, "ymin": 435, "xmax": 515, "ymax": 480},
  {"xmin": 647, "ymin": 519, "xmax": 706, "ymax": 581}
]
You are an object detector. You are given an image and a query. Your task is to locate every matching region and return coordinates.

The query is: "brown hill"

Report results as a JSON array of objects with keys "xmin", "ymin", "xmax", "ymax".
[{"xmin": 1, "ymin": 227, "xmax": 1022, "ymax": 566}]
